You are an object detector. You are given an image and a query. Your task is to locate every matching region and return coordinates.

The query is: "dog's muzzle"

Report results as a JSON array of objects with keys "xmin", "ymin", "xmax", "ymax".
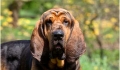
[
  {"xmin": 49, "ymin": 30, "xmax": 66, "ymax": 60},
  {"xmin": 53, "ymin": 29, "xmax": 64, "ymax": 39}
]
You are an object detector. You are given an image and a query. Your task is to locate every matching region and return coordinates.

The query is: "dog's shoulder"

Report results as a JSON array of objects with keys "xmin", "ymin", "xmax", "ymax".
[{"xmin": 1, "ymin": 40, "xmax": 30, "ymax": 58}]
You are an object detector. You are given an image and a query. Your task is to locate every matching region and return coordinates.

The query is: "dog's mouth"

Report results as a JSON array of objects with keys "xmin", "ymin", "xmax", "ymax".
[
  {"xmin": 49, "ymin": 36, "xmax": 66, "ymax": 60},
  {"xmin": 53, "ymin": 33, "xmax": 64, "ymax": 50},
  {"xmin": 53, "ymin": 39, "xmax": 63, "ymax": 49}
]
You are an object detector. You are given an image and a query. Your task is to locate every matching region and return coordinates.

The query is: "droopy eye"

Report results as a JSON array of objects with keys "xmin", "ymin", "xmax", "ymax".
[
  {"xmin": 46, "ymin": 19, "xmax": 52, "ymax": 26},
  {"xmin": 63, "ymin": 20, "xmax": 69, "ymax": 26}
]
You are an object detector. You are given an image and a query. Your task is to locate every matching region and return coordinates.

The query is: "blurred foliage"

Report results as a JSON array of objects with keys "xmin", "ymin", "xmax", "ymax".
[
  {"xmin": 1, "ymin": 0, "xmax": 119, "ymax": 70},
  {"xmin": 80, "ymin": 49, "xmax": 119, "ymax": 70}
]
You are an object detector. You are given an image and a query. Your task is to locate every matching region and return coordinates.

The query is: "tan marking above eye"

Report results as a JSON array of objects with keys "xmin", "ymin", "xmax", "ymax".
[
  {"xmin": 45, "ymin": 14, "xmax": 71, "ymax": 25},
  {"xmin": 60, "ymin": 15, "xmax": 70, "ymax": 21},
  {"xmin": 60, "ymin": 16, "xmax": 70, "ymax": 25},
  {"xmin": 51, "ymin": 10, "xmax": 66, "ymax": 16}
]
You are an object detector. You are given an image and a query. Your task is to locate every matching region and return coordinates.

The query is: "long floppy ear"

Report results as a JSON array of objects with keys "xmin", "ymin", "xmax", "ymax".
[
  {"xmin": 30, "ymin": 16, "xmax": 48, "ymax": 61},
  {"xmin": 66, "ymin": 15, "xmax": 86, "ymax": 63}
]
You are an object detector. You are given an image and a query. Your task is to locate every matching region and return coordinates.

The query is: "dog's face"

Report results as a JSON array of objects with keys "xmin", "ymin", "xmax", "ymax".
[
  {"xmin": 41, "ymin": 8, "xmax": 74, "ymax": 59},
  {"xmin": 30, "ymin": 8, "xmax": 86, "ymax": 68},
  {"xmin": 30, "ymin": 8, "xmax": 86, "ymax": 69}
]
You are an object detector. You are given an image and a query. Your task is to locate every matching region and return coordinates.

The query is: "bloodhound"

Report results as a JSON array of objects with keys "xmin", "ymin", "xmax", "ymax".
[{"xmin": 1, "ymin": 8, "xmax": 86, "ymax": 70}]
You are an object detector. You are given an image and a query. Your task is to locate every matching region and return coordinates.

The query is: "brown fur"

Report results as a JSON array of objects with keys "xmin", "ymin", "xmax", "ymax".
[
  {"xmin": 1, "ymin": 60, "xmax": 7, "ymax": 70},
  {"xmin": 30, "ymin": 8, "xmax": 86, "ymax": 70}
]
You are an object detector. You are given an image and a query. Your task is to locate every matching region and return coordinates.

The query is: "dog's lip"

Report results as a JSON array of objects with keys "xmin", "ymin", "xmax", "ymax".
[
  {"xmin": 53, "ymin": 40, "xmax": 63, "ymax": 45},
  {"xmin": 53, "ymin": 40, "xmax": 63, "ymax": 49},
  {"xmin": 53, "ymin": 40, "xmax": 58, "ymax": 45},
  {"xmin": 54, "ymin": 44, "xmax": 63, "ymax": 51},
  {"xmin": 55, "ymin": 45, "xmax": 61, "ymax": 50}
]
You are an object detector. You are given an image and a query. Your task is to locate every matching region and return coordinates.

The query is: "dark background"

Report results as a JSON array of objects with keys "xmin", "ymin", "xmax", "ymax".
[{"xmin": 1, "ymin": 0, "xmax": 119, "ymax": 70}]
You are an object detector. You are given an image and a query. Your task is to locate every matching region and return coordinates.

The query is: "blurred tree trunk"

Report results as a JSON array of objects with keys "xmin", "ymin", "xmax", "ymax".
[
  {"xmin": 90, "ymin": 14, "xmax": 104, "ymax": 60},
  {"xmin": 8, "ymin": 0, "xmax": 23, "ymax": 27},
  {"xmin": 96, "ymin": 35, "xmax": 103, "ymax": 59}
]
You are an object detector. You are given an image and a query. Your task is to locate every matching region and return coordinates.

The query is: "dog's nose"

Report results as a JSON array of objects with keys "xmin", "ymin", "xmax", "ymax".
[{"xmin": 53, "ymin": 30, "xmax": 64, "ymax": 38}]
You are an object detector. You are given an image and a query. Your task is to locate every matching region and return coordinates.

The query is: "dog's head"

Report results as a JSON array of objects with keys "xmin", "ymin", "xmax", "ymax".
[
  {"xmin": 42, "ymin": 8, "xmax": 75, "ymax": 60},
  {"xmin": 30, "ymin": 8, "xmax": 86, "ymax": 67}
]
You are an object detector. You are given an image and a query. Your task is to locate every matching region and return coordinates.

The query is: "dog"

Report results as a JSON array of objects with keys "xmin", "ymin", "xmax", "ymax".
[{"xmin": 1, "ymin": 8, "xmax": 86, "ymax": 70}]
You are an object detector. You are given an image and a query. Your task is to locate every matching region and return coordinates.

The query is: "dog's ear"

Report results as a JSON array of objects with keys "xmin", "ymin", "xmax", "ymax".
[
  {"xmin": 30, "ymin": 15, "xmax": 48, "ymax": 61},
  {"xmin": 66, "ymin": 16, "xmax": 86, "ymax": 63},
  {"xmin": 66, "ymin": 11, "xmax": 75, "ymax": 29}
]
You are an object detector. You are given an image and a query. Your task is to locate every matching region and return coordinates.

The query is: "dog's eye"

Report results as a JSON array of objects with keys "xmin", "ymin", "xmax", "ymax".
[
  {"xmin": 63, "ymin": 20, "xmax": 69, "ymax": 26},
  {"xmin": 46, "ymin": 19, "xmax": 52, "ymax": 26}
]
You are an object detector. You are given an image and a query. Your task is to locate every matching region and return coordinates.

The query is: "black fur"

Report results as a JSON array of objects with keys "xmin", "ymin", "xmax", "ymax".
[{"xmin": 1, "ymin": 40, "xmax": 30, "ymax": 70}]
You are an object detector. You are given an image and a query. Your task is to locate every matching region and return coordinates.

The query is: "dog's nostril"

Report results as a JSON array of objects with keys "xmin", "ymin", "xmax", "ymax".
[
  {"xmin": 53, "ymin": 30, "xmax": 64, "ymax": 38},
  {"xmin": 54, "ymin": 34, "xmax": 63, "ymax": 37}
]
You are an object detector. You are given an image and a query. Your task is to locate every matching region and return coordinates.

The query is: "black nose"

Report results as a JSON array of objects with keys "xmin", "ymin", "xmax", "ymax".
[{"xmin": 53, "ymin": 30, "xmax": 64, "ymax": 38}]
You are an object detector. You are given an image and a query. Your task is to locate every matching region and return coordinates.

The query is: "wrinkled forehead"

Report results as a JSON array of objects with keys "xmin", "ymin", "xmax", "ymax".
[
  {"xmin": 48, "ymin": 8, "xmax": 68, "ymax": 13},
  {"xmin": 42, "ymin": 8, "xmax": 69, "ymax": 18}
]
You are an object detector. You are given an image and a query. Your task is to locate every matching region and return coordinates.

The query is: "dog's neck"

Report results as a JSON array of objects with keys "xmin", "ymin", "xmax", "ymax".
[{"xmin": 49, "ymin": 58, "xmax": 64, "ymax": 69}]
